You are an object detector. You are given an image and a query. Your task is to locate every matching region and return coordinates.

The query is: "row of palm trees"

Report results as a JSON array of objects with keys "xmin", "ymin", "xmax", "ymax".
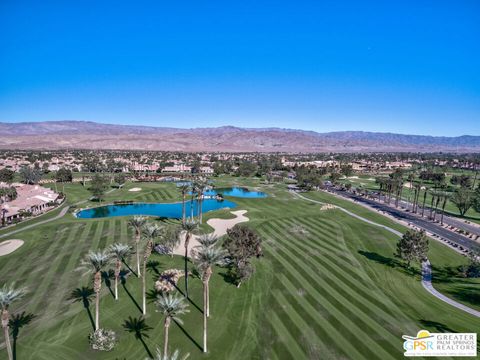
[
  {"xmin": 1, "ymin": 212, "xmax": 227, "ymax": 359},
  {"xmin": 79, "ymin": 214, "xmax": 226, "ymax": 358},
  {"xmin": 374, "ymin": 174, "xmax": 451, "ymax": 224},
  {"xmin": 178, "ymin": 177, "xmax": 211, "ymax": 226}
]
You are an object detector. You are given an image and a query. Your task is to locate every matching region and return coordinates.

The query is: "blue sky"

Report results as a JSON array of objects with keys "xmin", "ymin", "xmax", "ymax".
[{"xmin": 0, "ymin": 1, "xmax": 479, "ymax": 136}]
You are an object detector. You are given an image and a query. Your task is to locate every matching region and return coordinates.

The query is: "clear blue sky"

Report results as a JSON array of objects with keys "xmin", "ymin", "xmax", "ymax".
[{"xmin": 0, "ymin": 1, "xmax": 479, "ymax": 136}]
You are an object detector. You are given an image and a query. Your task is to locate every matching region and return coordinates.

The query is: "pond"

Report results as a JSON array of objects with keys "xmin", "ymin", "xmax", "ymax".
[
  {"xmin": 75, "ymin": 199, "xmax": 237, "ymax": 219},
  {"xmin": 201, "ymin": 187, "xmax": 268, "ymax": 198}
]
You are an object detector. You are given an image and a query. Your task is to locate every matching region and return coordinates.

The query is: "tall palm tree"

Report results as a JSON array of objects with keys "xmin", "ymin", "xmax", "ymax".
[
  {"xmin": 421, "ymin": 187, "xmax": 429, "ymax": 217},
  {"xmin": 108, "ymin": 243, "xmax": 132, "ymax": 300},
  {"xmin": 128, "ymin": 216, "xmax": 147, "ymax": 277},
  {"xmin": 181, "ymin": 221, "xmax": 197, "ymax": 298},
  {"xmin": 0, "ymin": 284, "xmax": 26, "ymax": 360},
  {"xmin": 79, "ymin": 250, "xmax": 111, "ymax": 330},
  {"xmin": 192, "ymin": 245, "xmax": 226, "ymax": 353},
  {"xmin": 195, "ymin": 178, "xmax": 208, "ymax": 224},
  {"xmin": 155, "ymin": 294, "xmax": 190, "ymax": 358},
  {"xmin": 189, "ymin": 180, "xmax": 198, "ymax": 221},
  {"xmin": 142, "ymin": 224, "xmax": 163, "ymax": 315},
  {"xmin": 440, "ymin": 191, "xmax": 451, "ymax": 225},
  {"xmin": 178, "ymin": 183, "xmax": 190, "ymax": 225}
]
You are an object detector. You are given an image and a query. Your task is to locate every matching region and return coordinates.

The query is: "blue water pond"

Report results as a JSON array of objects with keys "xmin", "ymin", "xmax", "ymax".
[
  {"xmin": 75, "ymin": 199, "xmax": 237, "ymax": 219},
  {"xmin": 200, "ymin": 187, "xmax": 268, "ymax": 198}
]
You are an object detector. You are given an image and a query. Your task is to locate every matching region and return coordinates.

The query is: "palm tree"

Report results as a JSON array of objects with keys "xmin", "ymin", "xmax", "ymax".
[
  {"xmin": 128, "ymin": 216, "xmax": 147, "ymax": 277},
  {"xmin": 181, "ymin": 221, "xmax": 197, "ymax": 298},
  {"xmin": 148, "ymin": 348, "xmax": 190, "ymax": 360},
  {"xmin": 440, "ymin": 191, "xmax": 451, "ymax": 225},
  {"xmin": 108, "ymin": 243, "xmax": 132, "ymax": 300},
  {"xmin": 142, "ymin": 224, "xmax": 163, "ymax": 315},
  {"xmin": 421, "ymin": 187, "xmax": 429, "ymax": 217},
  {"xmin": 189, "ymin": 180, "xmax": 198, "ymax": 221},
  {"xmin": 79, "ymin": 250, "xmax": 111, "ymax": 330},
  {"xmin": 0, "ymin": 284, "xmax": 26, "ymax": 360},
  {"xmin": 155, "ymin": 294, "xmax": 190, "ymax": 358},
  {"xmin": 191, "ymin": 245, "xmax": 226, "ymax": 353},
  {"xmin": 196, "ymin": 178, "xmax": 208, "ymax": 224},
  {"xmin": 178, "ymin": 183, "xmax": 190, "ymax": 225},
  {"xmin": 162, "ymin": 225, "xmax": 182, "ymax": 257},
  {"xmin": 196, "ymin": 234, "xmax": 219, "ymax": 249}
]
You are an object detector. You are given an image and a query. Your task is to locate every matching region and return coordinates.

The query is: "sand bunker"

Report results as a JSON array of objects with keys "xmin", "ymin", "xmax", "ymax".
[
  {"xmin": 128, "ymin": 187, "xmax": 142, "ymax": 192},
  {"xmin": 403, "ymin": 182, "xmax": 426, "ymax": 189},
  {"xmin": 173, "ymin": 210, "xmax": 249, "ymax": 256},
  {"xmin": 0, "ymin": 239, "xmax": 24, "ymax": 256}
]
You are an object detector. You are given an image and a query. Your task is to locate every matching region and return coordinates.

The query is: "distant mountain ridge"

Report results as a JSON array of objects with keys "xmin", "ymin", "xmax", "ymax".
[{"xmin": 0, "ymin": 121, "xmax": 478, "ymax": 152}]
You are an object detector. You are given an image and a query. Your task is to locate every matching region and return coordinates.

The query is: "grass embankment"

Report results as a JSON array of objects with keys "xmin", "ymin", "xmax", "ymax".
[{"xmin": 0, "ymin": 179, "xmax": 479, "ymax": 359}]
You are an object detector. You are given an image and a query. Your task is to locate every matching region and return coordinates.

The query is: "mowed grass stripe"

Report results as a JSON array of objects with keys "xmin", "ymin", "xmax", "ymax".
[
  {"xmin": 260, "ymin": 226, "xmax": 398, "ymax": 360},
  {"xmin": 271, "ymin": 289, "xmax": 333, "ymax": 358},
  {"xmin": 90, "ymin": 220, "xmax": 105, "ymax": 250},
  {"xmin": 270, "ymin": 218, "xmax": 407, "ymax": 322},
  {"xmin": 30, "ymin": 224, "xmax": 82, "ymax": 316},
  {"xmin": 265, "ymin": 225, "xmax": 402, "ymax": 356},
  {"xmin": 269, "ymin": 221, "xmax": 409, "ymax": 332},
  {"xmin": 268, "ymin": 312, "xmax": 306, "ymax": 359},
  {"xmin": 17, "ymin": 225, "xmax": 71, "ymax": 283},
  {"xmin": 0, "ymin": 224, "xmax": 66, "ymax": 281},
  {"xmin": 120, "ymin": 219, "xmax": 128, "ymax": 243},
  {"xmin": 41, "ymin": 222, "xmax": 95, "ymax": 325},
  {"xmin": 276, "ymin": 273, "xmax": 371, "ymax": 360},
  {"xmin": 293, "ymin": 216, "xmax": 353, "ymax": 256},
  {"xmin": 279, "ymin": 217, "xmax": 356, "ymax": 264}
]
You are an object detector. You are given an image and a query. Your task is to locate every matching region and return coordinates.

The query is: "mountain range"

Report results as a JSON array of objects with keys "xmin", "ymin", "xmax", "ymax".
[{"xmin": 0, "ymin": 121, "xmax": 478, "ymax": 153}]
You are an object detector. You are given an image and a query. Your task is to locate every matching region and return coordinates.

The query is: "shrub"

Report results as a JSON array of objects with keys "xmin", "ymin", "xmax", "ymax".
[{"xmin": 89, "ymin": 329, "xmax": 117, "ymax": 351}]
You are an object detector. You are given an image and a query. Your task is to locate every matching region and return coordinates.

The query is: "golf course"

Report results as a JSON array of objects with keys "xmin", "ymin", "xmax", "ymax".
[{"xmin": 1, "ymin": 176, "xmax": 479, "ymax": 359}]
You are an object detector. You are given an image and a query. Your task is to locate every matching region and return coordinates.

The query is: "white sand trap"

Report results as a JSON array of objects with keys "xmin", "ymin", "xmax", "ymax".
[
  {"xmin": 403, "ymin": 182, "xmax": 426, "ymax": 190},
  {"xmin": 0, "ymin": 239, "xmax": 24, "ymax": 256},
  {"xmin": 128, "ymin": 187, "xmax": 142, "ymax": 192},
  {"xmin": 173, "ymin": 210, "xmax": 249, "ymax": 256},
  {"xmin": 348, "ymin": 176, "xmax": 359, "ymax": 179}
]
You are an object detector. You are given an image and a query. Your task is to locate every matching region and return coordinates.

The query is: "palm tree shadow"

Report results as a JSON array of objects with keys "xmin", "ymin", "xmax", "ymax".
[
  {"xmin": 121, "ymin": 277, "xmax": 143, "ymax": 313},
  {"xmin": 122, "ymin": 259, "xmax": 137, "ymax": 277},
  {"xmin": 69, "ymin": 287, "xmax": 95, "ymax": 330},
  {"xmin": 146, "ymin": 260, "xmax": 162, "ymax": 275},
  {"xmin": 10, "ymin": 311, "xmax": 36, "ymax": 360},
  {"xmin": 174, "ymin": 319, "xmax": 203, "ymax": 352},
  {"xmin": 122, "ymin": 316, "xmax": 153, "ymax": 358},
  {"xmin": 102, "ymin": 270, "xmax": 115, "ymax": 298}
]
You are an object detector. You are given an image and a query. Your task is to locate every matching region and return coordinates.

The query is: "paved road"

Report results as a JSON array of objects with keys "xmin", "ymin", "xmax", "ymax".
[
  {"xmin": 326, "ymin": 188, "xmax": 480, "ymax": 253},
  {"xmin": 292, "ymin": 191, "xmax": 480, "ymax": 318},
  {"xmin": 392, "ymin": 196, "xmax": 480, "ymax": 236}
]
